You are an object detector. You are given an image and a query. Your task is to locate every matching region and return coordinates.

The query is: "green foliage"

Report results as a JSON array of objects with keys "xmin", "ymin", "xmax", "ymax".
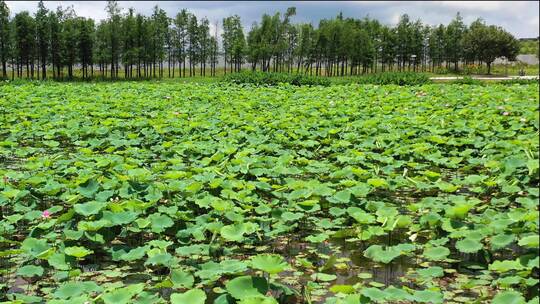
[
  {"xmin": 500, "ymin": 78, "xmax": 539, "ymax": 85},
  {"xmin": 222, "ymin": 71, "xmax": 331, "ymax": 86},
  {"xmin": 355, "ymin": 72, "xmax": 432, "ymax": 85},
  {"xmin": 170, "ymin": 289, "xmax": 206, "ymax": 304},
  {"xmin": 451, "ymin": 76, "xmax": 483, "ymax": 85},
  {"xmin": 0, "ymin": 81, "xmax": 538, "ymax": 303},
  {"xmin": 519, "ymin": 39, "xmax": 539, "ymax": 55}
]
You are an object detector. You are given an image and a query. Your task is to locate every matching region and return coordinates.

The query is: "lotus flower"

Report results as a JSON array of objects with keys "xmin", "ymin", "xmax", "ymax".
[
  {"xmin": 502, "ymin": 111, "xmax": 510, "ymax": 116},
  {"xmin": 520, "ymin": 118, "xmax": 527, "ymax": 122},
  {"xmin": 42, "ymin": 210, "xmax": 51, "ymax": 219}
]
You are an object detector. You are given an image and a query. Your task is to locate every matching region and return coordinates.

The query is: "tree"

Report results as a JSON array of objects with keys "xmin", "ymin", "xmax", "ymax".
[
  {"xmin": 35, "ymin": 0, "xmax": 49, "ymax": 79},
  {"xmin": 13, "ymin": 11, "xmax": 36, "ymax": 78},
  {"xmin": 445, "ymin": 12, "xmax": 466, "ymax": 71},
  {"xmin": 106, "ymin": 0, "xmax": 121, "ymax": 78},
  {"xmin": 60, "ymin": 6, "xmax": 78, "ymax": 79},
  {"xmin": 122, "ymin": 8, "xmax": 137, "ymax": 78},
  {"xmin": 198, "ymin": 17, "xmax": 210, "ymax": 76},
  {"xmin": 78, "ymin": 17, "xmax": 94, "ymax": 79},
  {"xmin": 463, "ymin": 19, "xmax": 519, "ymax": 74},
  {"xmin": 173, "ymin": 9, "xmax": 189, "ymax": 77},
  {"xmin": 150, "ymin": 5, "xmax": 168, "ymax": 78},
  {"xmin": 0, "ymin": 0, "xmax": 10, "ymax": 78},
  {"xmin": 187, "ymin": 13, "xmax": 198, "ymax": 77},
  {"xmin": 222, "ymin": 15, "xmax": 245, "ymax": 73},
  {"xmin": 428, "ymin": 24, "xmax": 445, "ymax": 71}
]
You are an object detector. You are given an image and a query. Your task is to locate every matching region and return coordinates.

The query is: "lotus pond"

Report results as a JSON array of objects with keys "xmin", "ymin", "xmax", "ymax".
[{"xmin": 0, "ymin": 81, "xmax": 538, "ymax": 304}]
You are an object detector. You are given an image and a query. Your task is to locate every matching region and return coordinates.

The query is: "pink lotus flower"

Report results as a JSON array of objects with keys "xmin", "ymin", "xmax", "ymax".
[
  {"xmin": 502, "ymin": 111, "xmax": 510, "ymax": 116},
  {"xmin": 42, "ymin": 210, "xmax": 51, "ymax": 219}
]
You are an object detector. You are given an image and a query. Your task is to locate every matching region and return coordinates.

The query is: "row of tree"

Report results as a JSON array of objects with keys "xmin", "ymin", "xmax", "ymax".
[{"xmin": 0, "ymin": 0, "xmax": 520, "ymax": 80}]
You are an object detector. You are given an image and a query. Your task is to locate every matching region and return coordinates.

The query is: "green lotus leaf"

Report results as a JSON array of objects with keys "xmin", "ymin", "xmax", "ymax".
[
  {"xmin": 78, "ymin": 179, "xmax": 99, "ymax": 198},
  {"xmin": 423, "ymin": 246, "xmax": 450, "ymax": 261},
  {"xmin": 102, "ymin": 289, "xmax": 132, "ymax": 304},
  {"xmin": 491, "ymin": 234, "xmax": 516, "ymax": 250},
  {"xmin": 329, "ymin": 285, "xmax": 356, "ymax": 294},
  {"xmin": 226, "ymin": 276, "xmax": 269, "ymax": 300},
  {"xmin": 17, "ymin": 265, "xmax": 44, "ymax": 277},
  {"xmin": 489, "ymin": 259, "xmax": 526, "ymax": 272},
  {"xmin": 48, "ymin": 295, "xmax": 90, "ymax": 304},
  {"xmin": 384, "ymin": 286, "xmax": 414, "ymax": 301},
  {"xmin": 74, "ymin": 201, "xmax": 107, "ymax": 216},
  {"xmin": 238, "ymin": 296, "xmax": 278, "ymax": 304},
  {"xmin": 333, "ymin": 190, "xmax": 351, "ymax": 203},
  {"xmin": 455, "ymin": 238, "xmax": 483, "ymax": 253},
  {"xmin": 170, "ymin": 289, "xmax": 206, "ymax": 304},
  {"xmin": 364, "ymin": 244, "xmax": 415, "ymax": 264},
  {"xmin": 335, "ymin": 294, "xmax": 362, "ymax": 304},
  {"xmin": 144, "ymin": 252, "xmax": 173, "ymax": 267},
  {"xmin": 171, "ymin": 269, "xmax": 194, "ymax": 288},
  {"xmin": 220, "ymin": 259, "xmax": 249, "ymax": 273},
  {"xmin": 518, "ymin": 235, "xmax": 539, "ymax": 248},
  {"xmin": 281, "ymin": 211, "xmax": 303, "ymax": 222},
  {"xmin": 133, "ymin": 292, "xmax": 161, "ymax": 304},
  {"xmin": 413, "ymin": 290, "xmax": 444, "ymax": 304},
  {"xmin": 148, "ymin": 214, "xmax": 174, "ymax": 233},
  {"xmin": 492, "ymin": 290, "xmax": 526, "ymax": 304},
  {"xmin": 251, "ymin": 254, "xmax": 289, "ymax": 275},
  {"xmin": 21, "ymin": 238, "xmax": 51, "ymax": 258},
  {"xmin": 221, "ymin": 223, "xmax": 247, "ymax": 242},
  {"xmin": 417, "ymin": 266, "xmax": 444, "ymax": 278},
  {"xmin": 367, "ymin": 178, "xmax": 387, "ymax": 188},
  {"xmin": 305, "ymin": 233, "xmax": 329, "ymax": 243},
  {"xmin": 445, "ymin": 203, "xmax": 472, "ymax": 219},
  {"xmin": 64, "ymin": 246, "xmax": 94, "ymax": 258},
  {"xmin": 53, "ymin": 281, "xmax": 102, "ymax": 299},
  {"xmin": 119, "ymin": 246, "xmax": 148, "ymax": 262},
  {"xmin": 311, "ymin": 273, "xmax": 337, "ymax": 282},
  {"xmin": 48, "ymin": 253, "xmax": 71, "ymax": 270},
  {"xmin": 361, "ymin": 287, "xmax": 387, "ymax": 301}
]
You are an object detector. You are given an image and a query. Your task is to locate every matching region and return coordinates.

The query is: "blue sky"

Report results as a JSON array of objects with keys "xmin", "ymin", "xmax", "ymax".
[{"xmin": 5, "ymin": 1, "xmax": 539, "ymax": 38}]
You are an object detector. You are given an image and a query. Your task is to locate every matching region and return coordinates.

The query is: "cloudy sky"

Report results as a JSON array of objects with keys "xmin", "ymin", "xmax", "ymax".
[{"xmin": 5, "ymin": 1, "xmax": 539, "ymax": 38}]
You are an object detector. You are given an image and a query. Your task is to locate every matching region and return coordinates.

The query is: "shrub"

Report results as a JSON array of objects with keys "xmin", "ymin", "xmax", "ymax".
[
  {"xmin": 499, "ymin": 78, "xmax": 539, "ymax": 85},
  {"xmin": 222, "ymin": 71, "xmax": 330, "ymax": 86},
  {"xmin": 451, "ymin": 76, "xmax": 483, "ymax": 85},
  {"xmin": 355, "ymin": 72, "xmax": 431, "ymax": 85}
]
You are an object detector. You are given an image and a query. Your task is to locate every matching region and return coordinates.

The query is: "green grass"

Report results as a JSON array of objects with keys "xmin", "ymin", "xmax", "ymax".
[{"xmin": 4, "ymin": 63, "xmax": 538, "ymax": 84}]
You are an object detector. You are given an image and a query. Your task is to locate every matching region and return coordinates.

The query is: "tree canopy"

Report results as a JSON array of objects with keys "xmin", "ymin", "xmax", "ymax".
[{"xmin": 0, "ymin": 0, "xmax": 521, "ymax": 80}]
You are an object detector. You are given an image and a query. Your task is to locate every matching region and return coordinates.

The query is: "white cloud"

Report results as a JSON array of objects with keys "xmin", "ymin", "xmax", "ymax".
[
  {"xmin": 439, "ymin": 1, "xmax": 504, "ymax": 11},
  {"xmin": 3, "ymin": 1, "xmax": 538, "ymax": 38}
]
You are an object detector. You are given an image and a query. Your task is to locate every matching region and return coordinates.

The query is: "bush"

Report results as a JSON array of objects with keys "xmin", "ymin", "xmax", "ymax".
[
  {"xmin": 499, "ymin": 78, "xmax": 539, "ymax": 85},
  {"xmin": 222, "ymin": 71, "xmax": 330, "ymax": 86},
  {"xmin": 355, "ymin": 72, "xmax": 432, "ymax": 85},
  {"xmin": 451, "ymin": 76, "xmax": 483, "ymax": 85}
]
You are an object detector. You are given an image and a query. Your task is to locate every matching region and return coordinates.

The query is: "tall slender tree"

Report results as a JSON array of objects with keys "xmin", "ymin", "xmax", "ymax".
[
  {"xmin": 35, "ymin": 1, "xmax": 49, "ymax": 79},
  {"xmin": 0, "ymin": 0, "xmax": 10, "ymax": 78}
]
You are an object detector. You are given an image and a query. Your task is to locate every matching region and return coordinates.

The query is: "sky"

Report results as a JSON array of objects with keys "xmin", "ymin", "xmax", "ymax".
[{"xmin": 4, "ymin": 1, "xmax": 539, "ymax": 38}]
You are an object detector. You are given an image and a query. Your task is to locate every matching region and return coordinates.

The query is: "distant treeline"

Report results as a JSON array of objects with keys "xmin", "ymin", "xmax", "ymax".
[{"xmin": 0, "ymin": 0, "xmax": 521, "ymax": 80}]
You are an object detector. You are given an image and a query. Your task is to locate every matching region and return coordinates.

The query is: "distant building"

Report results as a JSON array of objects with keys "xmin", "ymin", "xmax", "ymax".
[{"xmin": 494, "ymin": 54, "xmax": 539, "ymax": 65}]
